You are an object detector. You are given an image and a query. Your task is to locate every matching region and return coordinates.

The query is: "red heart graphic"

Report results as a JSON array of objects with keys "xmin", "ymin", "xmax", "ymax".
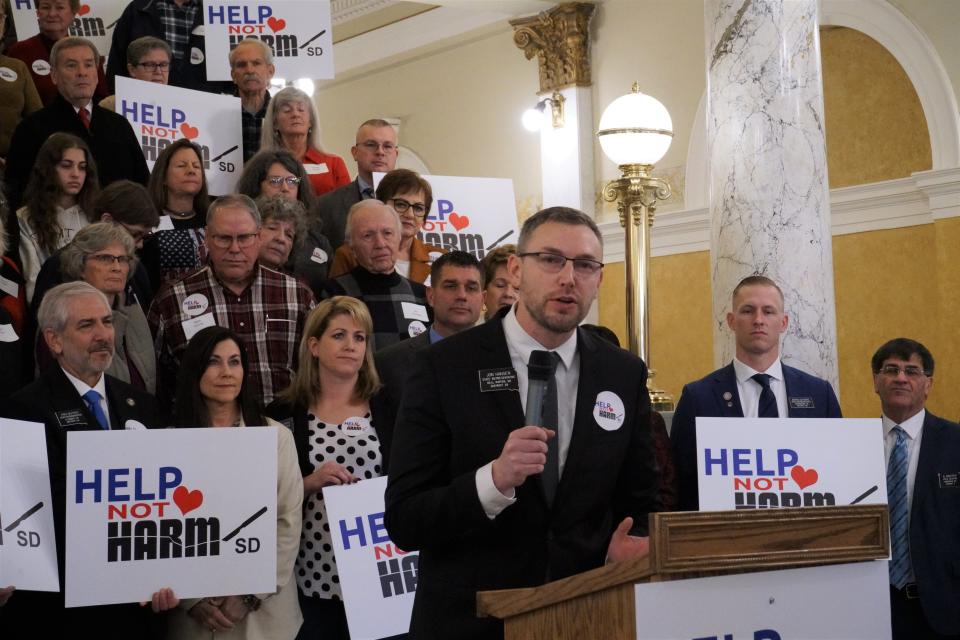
[
  {"xmin": 78, "ymin": 4, "xmax": 91, "ymax": 16},
  {"xmin": 173, "ymin": 485, "xmax": 204, "ymax": 515},
  {"xmin": 449, "ymin": 213, "xmax": 470, "ymax": 231},
  {"xmin": 790, "ymin": 465, "xmax": 819, "ymax": 490},
  {"xmin": 180, "ymin": 123, "xmax": 199, "ymax": 140},
  {"xmin": 267, "ymin": 16, "xmax": 286, "ymax": 32}
]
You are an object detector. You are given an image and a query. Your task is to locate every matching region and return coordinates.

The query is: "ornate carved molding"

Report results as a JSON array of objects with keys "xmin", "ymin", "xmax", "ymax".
[{"xmin": 510, "ymin": 2, "xmax": 596, "ymax": 93}]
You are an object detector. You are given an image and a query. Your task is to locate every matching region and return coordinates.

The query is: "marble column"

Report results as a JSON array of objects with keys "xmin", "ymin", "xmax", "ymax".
[{"xmin": 706, "ymin": 0, "xmax": 839, "ymax": 390}]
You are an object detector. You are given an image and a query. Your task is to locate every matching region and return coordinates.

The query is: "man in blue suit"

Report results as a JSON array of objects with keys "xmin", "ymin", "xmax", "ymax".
[
  {"xmin": 671, "ymin": 275, "xmax": 842, "ymax": 510},
  {"xmin": 873, "ymin": 338, "xmax": 960, "ymax": 639}
]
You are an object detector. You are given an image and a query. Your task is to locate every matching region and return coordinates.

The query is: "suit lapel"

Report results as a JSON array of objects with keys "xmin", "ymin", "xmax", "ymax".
[
  {"xmin": 783, "ymin": 365, "xmax": 807, "ymax": 417},
  {"xmin": 475, "ymin": 317, "xmax": 525, "ymax": 438},
  {"xmin": 105, "ymin": 378, "xmax": 141, "ymax": 430},
  {"xmin": 46, "ymin": 366, "xmax": 99, "ymax": 430},
  {"xmin": 711, "ymin": 364, "xmax": 744, "ymax": 417},
  {"xmin": 912, "ymin": 411, "xmax": 942, "ymax": 513}
]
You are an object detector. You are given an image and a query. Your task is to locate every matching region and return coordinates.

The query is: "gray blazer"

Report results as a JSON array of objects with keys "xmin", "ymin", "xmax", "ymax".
[{"xmin": 314, "ymin": 178, "xmax": 363, "ymax": 251}]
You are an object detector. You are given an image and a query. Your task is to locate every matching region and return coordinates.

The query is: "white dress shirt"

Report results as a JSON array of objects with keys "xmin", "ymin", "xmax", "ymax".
[
  {"xmin": 61, "ymin": 367, "xmax": 111, "ymax": 427},
  {"xmin": 475, "ymin": 305, "xmax": 579, "ymax": 519},
  {"xmin": 882, "ymin": 409, "xmax": 925, "ymax": 516},
  {"xmin": 732, "ymin": 357, "xmax": 788, "ymax": 417}
]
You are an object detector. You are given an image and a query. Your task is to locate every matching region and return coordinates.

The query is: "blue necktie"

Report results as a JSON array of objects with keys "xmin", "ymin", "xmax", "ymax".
[
  {"xmin": 751, "ymin": 373, "xmax": 778, "ymax": 417},
  {"xmin": 888, "ymin": 426, "xmax": 912, "ymax": 588},
  {"xmin": 83, "ymin": 389, "xmax": 109, "ymax": 430}
]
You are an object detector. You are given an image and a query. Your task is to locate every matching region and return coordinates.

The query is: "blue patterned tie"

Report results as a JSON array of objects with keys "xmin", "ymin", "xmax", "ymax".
[
  {"xmin": 751, "ymin": 373, "xmax": 778, "ymax": 417},
  {"xmin": 887, "ymin": 426, "xmax": 911, "ymax": 588},
  {"xmin": 82, "ymin": 389, "xmax": 109, "ymax": 430}
]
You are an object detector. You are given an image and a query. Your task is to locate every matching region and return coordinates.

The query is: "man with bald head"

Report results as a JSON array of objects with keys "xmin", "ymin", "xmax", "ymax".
[
  {"xmin": 315, "ymin": 119, "xmax": 399, "ymax": 251},
  {"xmin": 324, "ymin": 199, "xmax": 429, "ymax": 350},
  {"xmin": 148, "ymin": 195, "xmax": 314, "ymax": 413}
]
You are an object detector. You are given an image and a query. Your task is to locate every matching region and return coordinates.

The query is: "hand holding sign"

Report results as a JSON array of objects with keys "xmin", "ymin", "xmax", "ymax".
[
  {"xmin": 492, "ymin": 426, "xmax": 555, "ymax": 493},
  {"xmin": 305, "ymin": 461, "xmax": 357, "ymax": 494}
]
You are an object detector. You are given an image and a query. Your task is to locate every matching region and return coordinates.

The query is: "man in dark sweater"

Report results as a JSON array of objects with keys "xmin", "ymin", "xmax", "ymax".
[{"xmin": 325, "ymin": 199, "xmax": 430, "ymax": 351}]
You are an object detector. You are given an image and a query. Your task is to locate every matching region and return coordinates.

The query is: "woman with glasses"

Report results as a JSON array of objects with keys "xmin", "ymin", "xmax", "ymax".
[
  {"xmin": 259, "ymin": 87, "xmax": 350, "ymax": 197},
  {"xmin": 328, "ymin": 168, "xmax": 445, "ymax": 283},
  {"xmin": 167, "ymin": 326, "xmax": 303, "ymax": 640},
  {"xmin": 99, "ymin": 36, "xmax": 171, "ymax": 112},
  {"xmin": 266, "ymin": 297, "xmax": 390, "ymax": 640},
  {"xmin": 17, "ymin": 132, "xmax": 99, "ymax": 303},
  {"xmin": 142, "ymin": 138, "xmax": 210, "ymax": 290},
  {"xmin": 35, "ymin": 222, "xmax": 156, "ymax": 392},
  {"xmin": 237, "ymin": 150, "xmax": 333, "ymax": 296}
]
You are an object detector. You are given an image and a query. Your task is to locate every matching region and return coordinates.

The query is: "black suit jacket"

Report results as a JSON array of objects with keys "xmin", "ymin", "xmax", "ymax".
[
  {"xmin": 375, "ymin": 331, "xmax": 432, "ymax": 434},
  {"xmin": 5, "ymin": 94, "xmax": 150, "ymax": 211},
  {"xmin": 909, "ymin": 411, "xmax": 960, "ymax": 635},
  {"xmin": 3, "ymin": 366, "xmax": 160, "ymax": 637},
  {"xmin": 384, "ymin": 316, "xmax": 658, "ymax": 639},
  {"xmin": 671, "ymin": 362, "xmax": 842, "ymax": 510},
  {"xmin": 314, "ymin": 178, "xmax": 362, "ymax": 251}
]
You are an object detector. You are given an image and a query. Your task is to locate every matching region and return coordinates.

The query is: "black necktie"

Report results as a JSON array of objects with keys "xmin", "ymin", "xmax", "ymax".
[
  {"xmin": 752, "ymin": 373, "xmax": 778, "ymax": 418},
  {"xmin": 361, "ymin": 187, "xmax": 374, "ymax": 199},
  {"xmin": 541, "ymin": 352, "xmax": 561, "ymax": 507}
]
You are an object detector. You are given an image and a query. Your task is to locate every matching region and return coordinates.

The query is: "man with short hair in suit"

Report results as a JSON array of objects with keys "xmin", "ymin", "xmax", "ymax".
[
  {"xmin": 3, "ymin": 280, "xmax": 162, "ymax": 636},
  {"xmin": 375, "ymin": 250, "xmax": 483, "ymax": 429},
  {"xmin": 872, "ymin": 338, "xmax": 960, "ymax": 639},
  {"xmin": 671, "ymin": 275, "xmax": 842, "ymax": 511},
  {"xmin": 385, "ymin": 207, "xmax": 659, "ymax": 639},
  {"xmin": 4, "ymin": 37, "xmax": 150, "ymax": 260},
  {"xmin": 315, "ymin": 118, "xmax": 398, "ymax": 251}
]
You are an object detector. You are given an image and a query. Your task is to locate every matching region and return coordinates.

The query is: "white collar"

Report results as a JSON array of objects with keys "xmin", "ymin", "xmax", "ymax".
[
  {"xmin": 733, "ymin": 357, "xmax": 783, "ymax": 384},
  {"xmin": 502, "ymin": 305, "xmax": 577, "ymax": 371},
  {"xmin": 61, "ymin": 366, "xmax": 106, "ymax": 400},
  {"xmin": 882, "ymin": 409, "xmax": 925, "ymax": 440}
]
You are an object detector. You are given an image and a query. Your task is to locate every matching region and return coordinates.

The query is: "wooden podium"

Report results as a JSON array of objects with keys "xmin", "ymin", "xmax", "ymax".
[{"xmin": 476, "ymin": 504, "xmax": 889, "ymax": 640}]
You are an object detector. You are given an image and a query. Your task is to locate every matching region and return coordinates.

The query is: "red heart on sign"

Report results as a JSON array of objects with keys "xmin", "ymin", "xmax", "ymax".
[
  {"xmin": 449, "ymin": 213, "xmax": 470, "ymax": 231},
  {"xmin": 267, "ymin": 16, "xmax": 286, "ymax": 32},
  {"xmin": 180, "ymin": 123, "xmax": 199, "ymax": 140},
  {"xmin": 173, "ymin": 485, "xmax": 204, "ymax": 515},
  {"xmin": 790, "ymin": 465, "xmax": 819, "ymax": 490},
  {"xmin": 78, "ymin": 4, "xmax": 91, "ymax": 15}
]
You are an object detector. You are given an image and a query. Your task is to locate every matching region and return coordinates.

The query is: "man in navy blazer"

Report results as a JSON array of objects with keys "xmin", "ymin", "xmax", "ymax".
[
  {"xmin": 671, "ymin": 275, "xmax": 841, "ymax": 510},
  {"xmin": 385, "ymin": 207, "xmax": 659, "ymax": 639},
  {"xmin": 872, "ymin": 338, "xmax": 960, "ymax": 639}
]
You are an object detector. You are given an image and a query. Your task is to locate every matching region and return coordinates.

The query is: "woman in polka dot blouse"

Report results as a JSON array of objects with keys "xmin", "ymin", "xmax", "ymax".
[{"xmin": 267, "ymin": 296, "xmax": 394, "ymax": 640}]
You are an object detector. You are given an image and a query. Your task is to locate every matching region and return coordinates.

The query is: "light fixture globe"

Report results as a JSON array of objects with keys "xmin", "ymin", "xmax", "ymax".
[{"xmin": 597, "ymin": 83, "xmax": 673, "ymax": 166}]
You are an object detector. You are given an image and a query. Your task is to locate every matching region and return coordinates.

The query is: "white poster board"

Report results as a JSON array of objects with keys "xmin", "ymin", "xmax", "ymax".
[
  {"xmin": 10, "ymin": 0, "xmax": 125, "ymax": 58},
  {"xmin": 374, "ymin": 172, "xmax": 521, "ymax": 267},
  {"xmin": 203, "ymin": 0, "xmax": 334, "ymax": 81},
  {"xmin": 634, "ymin": 561, "xmax": 891, "ymax": 639},
  {"xmin": 65, "ymin": 428, "xmax": 277, "ymax": 607},
  {"xmin": 116, "ymin": 77, "xmax": 242, "ymax": 195},
  {"xmin": 0, "ymin": 418, "xmax": 59, "ymax": 592},
  {"xmin": 324, "ymin": 476, "xmax": 417, "ymax": 640},
  {"xmin": 696, "ymin": 418, "xmax": 887, "ymax": 512}
]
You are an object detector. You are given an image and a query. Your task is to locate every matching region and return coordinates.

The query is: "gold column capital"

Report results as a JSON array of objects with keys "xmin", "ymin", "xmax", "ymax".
[{"xmin": 510, "ymin": 2, "xmax": 596, "ymax": 93}]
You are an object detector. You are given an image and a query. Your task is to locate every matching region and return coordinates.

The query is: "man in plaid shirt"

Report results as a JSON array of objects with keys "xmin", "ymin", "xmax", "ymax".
[{"xmin": 148, "ymin": 195, "xmax": 314, "ymax": 415}]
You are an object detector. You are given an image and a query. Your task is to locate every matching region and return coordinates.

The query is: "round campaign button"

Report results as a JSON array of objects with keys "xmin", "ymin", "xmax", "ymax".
[
  {"xmin": 0, "ymin": 66, "xmax": 18, "ymax": 82},
  {"xmin": 340, "ymin": 416, "xmax": 372, "ymax": 436},
  {"xmin": 311, "ymin": 247, "xmax": 328, "ymax": 264},
  {"xmin": 190, "ymin": 47, "xmax": 204, "ymax": 65},
  {"xmin": 181, "ymin": 293, "xmax": 209, "ymax": 317},
  {"xmin": 32, "ymin": 59, "xmax": 51, "ymax": 76},
  {"xmin": 593, "ymin": 391, "xmax": 625, "ymax": 431},
  {"xmin": 408, "ymin": 320, "xmax": 426, "ymax": 337}
]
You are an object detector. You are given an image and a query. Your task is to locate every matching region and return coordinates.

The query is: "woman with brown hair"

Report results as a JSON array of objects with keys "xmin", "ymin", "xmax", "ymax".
[{"xmin": 267, "ymin": 296, "xmax": 391, "ymax": 640}]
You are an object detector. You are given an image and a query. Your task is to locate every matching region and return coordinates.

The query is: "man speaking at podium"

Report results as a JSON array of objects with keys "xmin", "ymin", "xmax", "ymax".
[{"xmin": 385, "ymin": 207, "xmax": 659, "ymax": 639}]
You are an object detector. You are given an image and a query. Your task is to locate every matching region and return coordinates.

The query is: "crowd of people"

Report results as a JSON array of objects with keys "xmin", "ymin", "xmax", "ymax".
[{"xmin": 0, "ymin": 2, "xmax": 954, "ymax": 640}]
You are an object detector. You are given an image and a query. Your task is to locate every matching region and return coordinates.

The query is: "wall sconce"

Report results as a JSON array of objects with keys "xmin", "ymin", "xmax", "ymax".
[{"xmin": 522, "ymin": 91, "xmax": 566, "ymax": 131}]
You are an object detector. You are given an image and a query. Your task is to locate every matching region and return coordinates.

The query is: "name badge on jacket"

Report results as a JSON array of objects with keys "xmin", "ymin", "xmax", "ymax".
[
  {"xmin": 788, "ymin": 397, "xmax": 815, "ymax": 409},
  {"xmin": 478, "ymin": 367, "xmax": 519, "ymax": 392}
]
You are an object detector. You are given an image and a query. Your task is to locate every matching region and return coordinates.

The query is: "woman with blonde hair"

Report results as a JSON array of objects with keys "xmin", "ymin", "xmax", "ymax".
[{"xmin": 267, "ymin": 296, "xmax": 391, "ymax": 640}]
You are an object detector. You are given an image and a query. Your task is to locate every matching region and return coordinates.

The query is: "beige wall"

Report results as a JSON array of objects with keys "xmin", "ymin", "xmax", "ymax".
[{"xmin": 891, "ymin": 0, "xmax": 960, "ymax": 108}]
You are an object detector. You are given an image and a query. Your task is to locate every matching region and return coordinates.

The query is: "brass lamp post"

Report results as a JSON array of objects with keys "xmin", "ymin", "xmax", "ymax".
[{"xmin": 597, "ymin": 83, "xmax": 674, "ymax": 411}]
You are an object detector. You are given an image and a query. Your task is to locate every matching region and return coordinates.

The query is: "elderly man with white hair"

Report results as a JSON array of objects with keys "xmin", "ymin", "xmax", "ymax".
[{"xmin": 324, "ymin": 199, "xmax": 430, "ymax": 351}]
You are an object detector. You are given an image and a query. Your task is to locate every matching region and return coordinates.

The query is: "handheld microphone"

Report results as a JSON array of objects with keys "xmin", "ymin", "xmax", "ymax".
[{"xmin": 525, "ymin": 350, "xmax": 555, "ymax": 427}]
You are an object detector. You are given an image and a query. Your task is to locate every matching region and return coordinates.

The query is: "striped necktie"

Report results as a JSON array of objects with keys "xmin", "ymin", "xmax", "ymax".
[{"xmin": 887, "ymin": 425, "xmax": 912, "ymax": 588}]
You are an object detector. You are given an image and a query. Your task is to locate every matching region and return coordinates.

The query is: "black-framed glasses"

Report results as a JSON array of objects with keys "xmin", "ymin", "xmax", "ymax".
[
  {"xmin": 86, "ymin": 253, "xmax": 133, "ymax": 266},
  {"xmin": 879, "ymin": 364, "xmax": 929, "ymax": 378},
  {"xmin": 265, "ymin": 175, "xmax": 301, "ymax": 186},
  {"xmin": 358, "ymin": 141, "xmax": 397, "ymax": 153},
  {"xmin": 519, "ymin": 251, "xmax": 604, "ymax": 276},
  {"xmin": 135, "ymin": 61, "xmax": 170, "ymax": 71},
  {"xmin": 388, "ymin": 198, "xmax": 427, "ymax": 218},
  {"xmin": 208, "ymin": 233, "xmax": 258, "ymax": 249}
]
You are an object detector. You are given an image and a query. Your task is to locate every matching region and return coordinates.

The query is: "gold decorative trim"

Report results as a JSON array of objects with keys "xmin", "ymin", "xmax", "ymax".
[
  {"xmin": 510, "ymin": 2, "xmax": 596, "ymax": 93},
  {"xmin": 597, "ymin": 127, "xmax": 675, "ymax": 139}
]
